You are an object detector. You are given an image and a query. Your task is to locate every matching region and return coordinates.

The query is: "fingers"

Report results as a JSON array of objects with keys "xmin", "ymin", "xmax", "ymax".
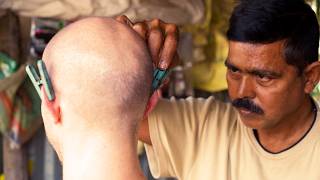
[
  {"xmin": 145, "ymin": 19, "xmax": 179, "ymax": 70},
  {"xmin": 116, "ymin": 16, "xmax": 179, "ymax": 70},
  {"xmin": 148, "ymin": 19, "xmax": 164, "ymax": 67},
  {"xmin": 115, "ymin": 15, "xmax": 133, "ymax": 27},
  {"xmin": 116, "ymin": 15, "xmax": 148, "ymax": 40},
  {"xmin": 159, "ymin": 23, "xmax": 178, "ymax": 69},
  {"xmin": 132, "ymin": 22, "xmax": 148, "ymax": 40}
]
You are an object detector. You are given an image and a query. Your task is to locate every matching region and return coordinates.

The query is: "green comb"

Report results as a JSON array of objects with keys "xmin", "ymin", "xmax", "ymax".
[{"xmin": 152, "ymin": 68, "xmax": 170, "ymax": 91}]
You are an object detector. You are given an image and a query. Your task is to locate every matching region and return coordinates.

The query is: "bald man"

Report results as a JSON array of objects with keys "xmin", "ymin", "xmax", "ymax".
[{"xmin": 40, "ymin": 17, "xmax": 153, "ymax": 180}]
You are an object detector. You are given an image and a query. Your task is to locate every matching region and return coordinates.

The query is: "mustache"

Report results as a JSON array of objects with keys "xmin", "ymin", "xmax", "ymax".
[{"xmin": 231, "ymin": 98, "xmax": 264, "ymax": 114}]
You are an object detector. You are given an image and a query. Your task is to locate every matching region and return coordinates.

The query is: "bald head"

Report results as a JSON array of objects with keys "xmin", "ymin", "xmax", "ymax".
[{"xmin": 42, "ymin": 17, "xmax": 153, "ymax": 128}]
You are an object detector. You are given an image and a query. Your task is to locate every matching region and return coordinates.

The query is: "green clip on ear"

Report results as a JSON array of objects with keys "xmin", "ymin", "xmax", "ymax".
[
  {"xmin": 26, "ymin": 60, "xmax": 55, "ymax": 101},
  {"xmin": 152, "ymin": 68, "xmax": 169, "ymax": 91}
]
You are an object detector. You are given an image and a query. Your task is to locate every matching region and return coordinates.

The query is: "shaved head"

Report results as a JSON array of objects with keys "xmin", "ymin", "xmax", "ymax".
[
  {"xmin": 40, "ymin": 17, "xmax": 153, "ymax": 179},
  {"xmin": 42, "ymin": 17, "xmax": 153, "ymax": 131}
]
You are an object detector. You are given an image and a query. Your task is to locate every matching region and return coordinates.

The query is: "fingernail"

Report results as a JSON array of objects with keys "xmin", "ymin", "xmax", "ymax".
[{"xmin": 158, "ymin": 60, "xmax": 168, "ymax": 69}]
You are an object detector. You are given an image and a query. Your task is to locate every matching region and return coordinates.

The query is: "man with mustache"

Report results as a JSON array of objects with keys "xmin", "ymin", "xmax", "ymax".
[{"xmin": 127, "ymin": 0, "xmax": 320, "ymax": 179}]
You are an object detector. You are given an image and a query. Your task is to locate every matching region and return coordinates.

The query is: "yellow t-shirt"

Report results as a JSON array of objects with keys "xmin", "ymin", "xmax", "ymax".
[{"xmin": 145, "ymin": 97, "xmax": 320, "ymax": 180}]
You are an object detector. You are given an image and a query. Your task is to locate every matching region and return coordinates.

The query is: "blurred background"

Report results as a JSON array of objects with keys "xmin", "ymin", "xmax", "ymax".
[{"xmin": 0, "ymin": 0, "xmax": 319, "ymax": 179}]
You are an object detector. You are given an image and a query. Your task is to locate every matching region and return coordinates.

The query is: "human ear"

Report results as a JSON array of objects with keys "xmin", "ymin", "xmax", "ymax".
[
  {"xmin": 40, "ymin": 87, "xmax": 63, "ymax": 157},
  {"xmin": 40, "ymin": 85, "xmax": 62, "ymax": 146},
  {"xmin": 303, "ymin": 61, "xmax": 320, "ymax": 93},
  {"xmin": 41, "ymin": 86, "xmax": 61, "ymax": 124}
]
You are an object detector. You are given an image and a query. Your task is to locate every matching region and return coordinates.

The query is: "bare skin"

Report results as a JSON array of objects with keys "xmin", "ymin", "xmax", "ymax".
[
  {"xmin": 41, "ymin": 17, "xmax": 153, "ymax": 180},
  {"xmin": 226, "ymin": 41, "xmax": 320, "ymax": 153},
  {"xmin": 129, "ymin": 18, "xmax": 320, "ymax": 153},
  {"xmin": 116, "ymin": 15, "xmax": 180, "ymax": 70}
]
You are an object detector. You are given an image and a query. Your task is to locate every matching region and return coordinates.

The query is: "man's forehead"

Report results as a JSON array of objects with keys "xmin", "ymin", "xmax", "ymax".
[{"xmin": 227, "ymin": 40, "xmax": 288, "ymax": 71}]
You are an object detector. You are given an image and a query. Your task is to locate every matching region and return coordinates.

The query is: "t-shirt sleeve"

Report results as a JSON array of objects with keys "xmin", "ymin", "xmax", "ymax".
[{"xmin": 144, "ymin": 96, "xmax": 236, "ymax": 178}]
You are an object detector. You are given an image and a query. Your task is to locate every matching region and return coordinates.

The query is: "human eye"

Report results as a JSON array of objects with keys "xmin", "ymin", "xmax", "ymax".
[
  {"xmin": 256, "ymin": 74, "xmax": 274, "ymax": 85},
  {"xmin": 229, "ymin": 66, "xmax": 239, "ymax": 73},
  {"xmin": 226, "ymin": 64, "xmax": 240, "ymax": 73},
  {"xmin": 227, "ymin": 66, "xmax": 241, "ymax": 79}
]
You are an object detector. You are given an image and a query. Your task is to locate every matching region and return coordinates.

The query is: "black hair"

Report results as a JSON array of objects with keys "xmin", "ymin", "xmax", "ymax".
[{"xmin": 227, "ymin": 0, "xmax": 319, "ymax": 74}]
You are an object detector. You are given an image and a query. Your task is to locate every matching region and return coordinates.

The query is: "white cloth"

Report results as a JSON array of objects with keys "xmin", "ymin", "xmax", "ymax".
[{"xmin": 0, "ymin": 0, "xmax": 204, "ymax": 24}]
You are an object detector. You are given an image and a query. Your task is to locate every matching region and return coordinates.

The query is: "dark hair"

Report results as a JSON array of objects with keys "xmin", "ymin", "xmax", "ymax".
[{"xmin": 227, "ymin": 0, "xmax": 319, "ymax": 73}]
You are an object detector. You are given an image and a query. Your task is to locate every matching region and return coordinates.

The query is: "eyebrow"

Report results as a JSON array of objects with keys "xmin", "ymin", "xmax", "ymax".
[
  {"xmin": 224, "ymin": 60, "xmax": 240, "ymax": 72},
  {"xmin": 224, "ymin": 59, "xmax": 282, "ymax": 78}
]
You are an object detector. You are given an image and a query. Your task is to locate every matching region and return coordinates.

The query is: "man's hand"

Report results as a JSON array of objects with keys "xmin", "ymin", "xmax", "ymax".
[{"xmin": 116, "ymin": 15, "xmax": 180, "ymax": 70}]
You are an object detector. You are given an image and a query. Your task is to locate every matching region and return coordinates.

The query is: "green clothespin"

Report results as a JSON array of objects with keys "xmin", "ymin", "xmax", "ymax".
[
  {"xmin": 26, "ymin": 60, "xmax": 55, "ymax": 101},
  {"xmin": 152, "ymin": 68, "xmax": 170, "ymax": 91}
]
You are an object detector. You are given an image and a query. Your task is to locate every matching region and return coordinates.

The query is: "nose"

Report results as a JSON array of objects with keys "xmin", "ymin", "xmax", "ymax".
[{"xmin": 237, "ymin": 76, "xmax": 256, "ymax": 99}]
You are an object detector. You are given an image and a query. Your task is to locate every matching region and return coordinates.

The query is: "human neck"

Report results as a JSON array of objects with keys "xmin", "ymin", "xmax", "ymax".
[
  {"xmin": 255, "ymin": 97, "xmax": 316, "ymax": 153},
  {"xmin": 61, "ymin": 122, "xmax": 145, "ymax": 180}
]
